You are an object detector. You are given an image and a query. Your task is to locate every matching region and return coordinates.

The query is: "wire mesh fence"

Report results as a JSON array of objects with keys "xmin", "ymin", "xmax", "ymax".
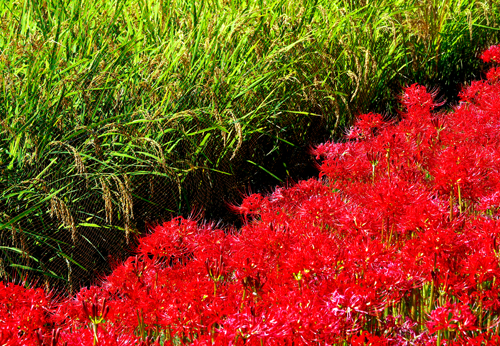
[
  {"xmin": 0, "ymin": 99, "xmax": 333, "ymax": 292},
  {"xmin": 0, "ymin": 65, "xmax": 474, "ymax": 292}
]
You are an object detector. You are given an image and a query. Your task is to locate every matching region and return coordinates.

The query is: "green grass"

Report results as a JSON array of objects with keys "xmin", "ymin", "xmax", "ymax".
[{"xmin": 0, "ymin": 0, "xmax": 498, "ymax": 290}]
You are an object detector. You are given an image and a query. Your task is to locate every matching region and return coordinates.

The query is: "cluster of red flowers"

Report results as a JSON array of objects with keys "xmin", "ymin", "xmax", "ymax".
[
  {"xmin": 480, "ymin": 45, "xmax": 500, "ymax": 64},
  {"xmin": 2, "ymin": 46, "xmax": 500, "ymax": 345}
]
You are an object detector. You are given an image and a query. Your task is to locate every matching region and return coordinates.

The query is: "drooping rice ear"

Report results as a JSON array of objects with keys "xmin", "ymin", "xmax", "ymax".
[
  {"xmin": 100, "ymin": 176, "xmax": 113, "ymax": 224},
  {"xmin": 228, "ymin": 110, "xmax": 243, "ymax": 160},
  {"xmin": 111, "ymin": 174, "xmax": 135, "ymax": 243},
  {"xmin": 0, "ymin": 258, "xmax": 6, "ymax": 280},
  {"xmin": 50, "ymin": 141, "xmax": 87, "ymax": 176},
  {"xmin": 123, "ymin": 174, "xmax": 134, "ymax": 221},
  {"xmin": 140, "ymin": 136, "xmax": 167, "ymax": 173},
  {"xmin": 50, "ymin": 195, "xmax": 77, "ymax": 243}
]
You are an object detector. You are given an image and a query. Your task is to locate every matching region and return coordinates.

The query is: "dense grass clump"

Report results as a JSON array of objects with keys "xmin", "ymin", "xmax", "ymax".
[{"xmin": 0, "ymin": 0, "xmax": 499, "ymax": 289}]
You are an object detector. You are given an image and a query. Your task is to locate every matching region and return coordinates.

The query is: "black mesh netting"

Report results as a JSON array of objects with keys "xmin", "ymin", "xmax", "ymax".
[{"xmin": 0, "ymin": 43, "xmax": 493, "ymax": 294}]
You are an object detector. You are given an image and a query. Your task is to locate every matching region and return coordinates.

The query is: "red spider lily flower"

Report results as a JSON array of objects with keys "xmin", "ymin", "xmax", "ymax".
[
  {"xmin": 427, "ymin": 303, "xmax": 478, "ymax": 334},
  {"xmin": 81, "ymin": 293, "xmax": 110, "ymax": 324},
  {"xmin": 229, "ymin": 192, "xmax": 270, "ymax": 223},
  {"xmin": 486, "ymin": 67, "xmax": 500, "ymax": 82},
  {"xmin": 137, "ymin": 216, "xmax": 200, "ymax": 260},
  {"xmin": 35, "ymin": 328, "xmax": 63, "ymax": 346},
  {"xmin": 0, "ymin": 282, "xmax": 54, "ymax": 342},
  {"xmin": 400, "ymin": 84, "xmax": 443, "ymax": 118},
  {"xmin": 0, "ymin": 327, "xmax": 22, "ymax": 346},
  {"xmin": 347, "ymin": 112, "xmax": 386, "ymax": 140},
  {"xmin": 351, "ymin": 331, "xmax": 389, "ymax": 346},
  {"xmin": 480, "ymin": 45, "xmax": 500, "ymax": 63}
]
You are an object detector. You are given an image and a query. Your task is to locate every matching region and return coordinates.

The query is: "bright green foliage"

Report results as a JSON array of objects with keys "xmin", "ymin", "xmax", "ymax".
[{"xmin": 0, "ymin": 0, "xmax": 498, "ymax": 289}]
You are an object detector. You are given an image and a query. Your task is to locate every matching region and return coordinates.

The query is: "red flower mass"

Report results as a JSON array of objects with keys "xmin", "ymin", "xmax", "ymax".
[{"xmin": 3, "ymin": 46, "xmax": 500, "ymax": 345}]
